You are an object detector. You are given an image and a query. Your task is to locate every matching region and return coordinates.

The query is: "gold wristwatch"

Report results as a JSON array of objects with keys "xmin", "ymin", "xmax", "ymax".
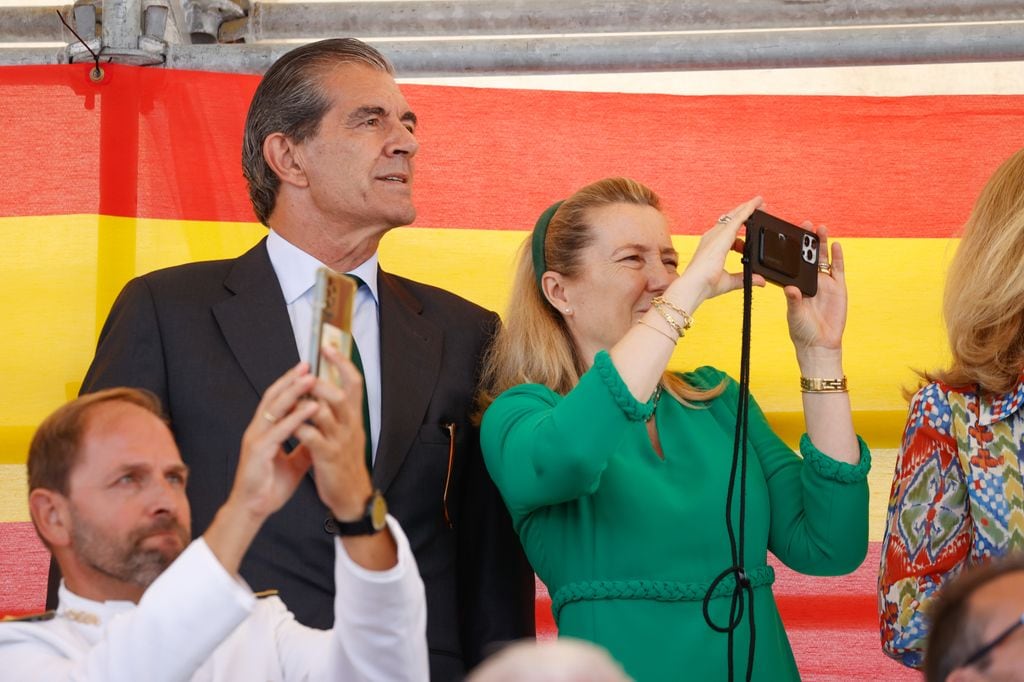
[{"xmin": 323, "ymin": 489, "xmax": 387, "ymax": 536}]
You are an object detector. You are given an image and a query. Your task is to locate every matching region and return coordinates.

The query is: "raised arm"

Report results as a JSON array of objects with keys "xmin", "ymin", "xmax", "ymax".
[
  {"xmin": 0, "ymin": 364, "xmax": 321, "ymax": 682},
  {"xmin": 483, "ymin": 197, "xmax": 769, "ymax": 516},
  {"xmin": 261, "ymin": 347, "xmax": 428, "ymax": 681},
  {"xmin": 608, "ymin": 197, "xmax": 766, "ymax": 401},
  {"xmin": 783, "ymin": 225, "xmax": 859, "ymax": 465},
  {"xmin": 203, "ymin": 363, "xmax": 319, "ymax": 572}
]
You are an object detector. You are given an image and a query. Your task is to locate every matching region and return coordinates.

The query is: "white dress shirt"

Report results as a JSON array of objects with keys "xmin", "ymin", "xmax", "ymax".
[
  {"xmin": 266, "ymin": 230, "xmax": 382, "ymax": 463},
  {"xmin": 0, "ymin": 517, "xmax": 428, "ymax": 681}
]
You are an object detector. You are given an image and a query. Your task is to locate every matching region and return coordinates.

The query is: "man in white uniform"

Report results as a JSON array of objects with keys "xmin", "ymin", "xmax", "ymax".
[{"xmin": 0, "ymin": 348, "xmax": 428, "ymax": 681}]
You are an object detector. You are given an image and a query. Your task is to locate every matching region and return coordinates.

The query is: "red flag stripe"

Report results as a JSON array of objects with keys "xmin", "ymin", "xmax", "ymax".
[{"xmin": 2, "ymin": 64, "xmax": 1022, "ymax": 236}]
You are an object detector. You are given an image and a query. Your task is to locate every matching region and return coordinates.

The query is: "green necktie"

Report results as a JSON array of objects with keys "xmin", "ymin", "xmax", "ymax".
[{"xmin": 346, "ymin": 275, "xmax": 374, "ymax": 473}]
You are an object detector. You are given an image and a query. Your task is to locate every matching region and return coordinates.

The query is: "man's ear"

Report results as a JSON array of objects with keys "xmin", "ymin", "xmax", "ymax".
[
  {"xmin": 541, "ymin": 272, "xmax": 573, "ymax": 316},
  {"xmin": 28, "ymin": 489, "xmax": 72, "ymax": 548},
  {"xmin": 263, "ymin": 132, "xmax": 310, "ymax": 189}
]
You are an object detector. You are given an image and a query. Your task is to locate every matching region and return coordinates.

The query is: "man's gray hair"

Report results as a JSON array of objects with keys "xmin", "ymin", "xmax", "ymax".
[{"xmin": 242, "ymin": 38, "xmax": 395, "ymax": 226}]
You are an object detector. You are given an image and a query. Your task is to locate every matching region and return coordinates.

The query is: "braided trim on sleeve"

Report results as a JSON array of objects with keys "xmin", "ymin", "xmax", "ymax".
[
  {"xmin": 592, "ymin": 350, "xmax": 657, "ymax": 422},
  {"xmin": 799, "ymin": 434, "xmax": 872, "ymax": 483}
]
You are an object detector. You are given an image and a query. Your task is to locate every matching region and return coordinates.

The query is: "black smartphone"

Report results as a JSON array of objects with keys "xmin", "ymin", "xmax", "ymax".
[{"xmin": 743, "ymin": 209, "xmax": 820, "ymax": 297}]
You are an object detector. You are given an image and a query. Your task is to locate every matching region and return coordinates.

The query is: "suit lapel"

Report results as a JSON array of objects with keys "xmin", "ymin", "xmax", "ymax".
[
  {"xmin": 212, "ymin": 238, "xmax": 299, "ymax": 399},
  {"xmin": 375, "ymin": 270, "xmax": 443, "ymax": 494},
  {"xmin": 210, "ymin": 249, "xmax": 441, "ymax": 493}
]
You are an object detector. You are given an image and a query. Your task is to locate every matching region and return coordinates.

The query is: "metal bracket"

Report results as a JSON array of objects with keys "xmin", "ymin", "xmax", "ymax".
[
  {"xmin": 184, "ymin": 0, "xmax": 246, "ymax": 44},
  {"xmin": 59, "ymin": 0, "xmax": 247, "ymax": 66}
]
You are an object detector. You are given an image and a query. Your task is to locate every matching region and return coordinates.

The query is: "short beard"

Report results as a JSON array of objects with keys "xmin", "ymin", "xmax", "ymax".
[{"xmin": 70, "ymin": 510, "xmax": 190, "ymax": 589}]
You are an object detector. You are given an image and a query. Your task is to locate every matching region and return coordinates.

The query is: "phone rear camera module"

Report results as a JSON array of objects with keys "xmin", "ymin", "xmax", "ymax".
[{"xmin": 801, "ymin": 234, "xmax": 818, "ymax": 265}]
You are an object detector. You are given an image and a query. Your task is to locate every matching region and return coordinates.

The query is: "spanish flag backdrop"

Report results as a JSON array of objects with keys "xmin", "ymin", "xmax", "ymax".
[{"xmin": 2, "ymin": 62, "xmax": 1023, "ymax": 679}]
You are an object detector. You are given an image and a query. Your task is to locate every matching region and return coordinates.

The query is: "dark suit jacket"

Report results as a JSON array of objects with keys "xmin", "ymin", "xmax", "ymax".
[{"xmin": 71, "ymin": 239, "xmax": 535, "ymax": 679}]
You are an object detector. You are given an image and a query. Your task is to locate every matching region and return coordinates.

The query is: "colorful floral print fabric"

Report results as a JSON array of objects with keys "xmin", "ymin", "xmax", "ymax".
[{"xmin": 879, "ymin": 376, "xmax": 1024, "ymax": 667}]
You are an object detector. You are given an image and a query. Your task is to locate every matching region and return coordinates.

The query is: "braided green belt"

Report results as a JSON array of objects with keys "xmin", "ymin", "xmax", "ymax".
[{"xmin": 550, "ymin": 565, "xmax": 775, "ymax": 625}]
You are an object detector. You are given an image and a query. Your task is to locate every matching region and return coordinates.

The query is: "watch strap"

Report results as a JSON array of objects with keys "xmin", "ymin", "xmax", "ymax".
[{"xmin": 323, "ymin": 489, "xmax": 387, "ymax": 536}]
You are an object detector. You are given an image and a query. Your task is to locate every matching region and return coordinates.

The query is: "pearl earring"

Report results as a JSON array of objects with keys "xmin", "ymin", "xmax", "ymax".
[{"xmin": 564, "ymin": 307, "xmax": 572, "ymax": 314}]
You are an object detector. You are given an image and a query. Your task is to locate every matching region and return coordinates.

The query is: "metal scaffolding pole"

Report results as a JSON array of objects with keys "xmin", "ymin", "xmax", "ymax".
[
  {"xmin": 0, "ymin": 5, "xmax": 71, "ymax": 43},
  {"xmin": 1, "ymin": 0, "xmax": 1023, "ymax": 74},
  {"xmin": 155, "ymin": 23, "xmax": 1024, "ymax": 75},
  {"xmin": 223, "ymin": 0, "xmax": 1024, "ymax": 41},
  {"xmin": 7, "ymin": 1, "xmax": 1024, "ymax": 44}
]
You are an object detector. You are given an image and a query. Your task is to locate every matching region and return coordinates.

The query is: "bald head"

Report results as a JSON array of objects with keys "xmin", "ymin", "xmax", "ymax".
[{"xmin": 468, "ymin": 639, "xmax": 632, "ymax": 682}]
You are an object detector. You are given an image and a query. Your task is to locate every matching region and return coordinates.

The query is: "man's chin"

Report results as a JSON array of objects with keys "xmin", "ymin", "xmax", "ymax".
[
  {"xmin": 139, "ymin": 531, "xmax": 187, "ymax": 559},
  {"xmin": 130, "ymin": 543, "xmax": 185, "ymax": 587},
  {"xmin": 389, "ymin": 208, "xmax": 416, "ymax": 228},
  {"xmin": 381, "ymin": 196, "xmax": 415, "ymax": 227}
]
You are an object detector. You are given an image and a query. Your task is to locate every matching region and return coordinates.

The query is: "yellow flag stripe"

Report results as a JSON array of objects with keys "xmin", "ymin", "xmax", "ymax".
[
  {"xmin": 1, "ymin": 465, "xmax": 29, "ymax": 522},
  {"xmin": 1, "ymin": 215, "xmax": 953, "ymax": 471}
]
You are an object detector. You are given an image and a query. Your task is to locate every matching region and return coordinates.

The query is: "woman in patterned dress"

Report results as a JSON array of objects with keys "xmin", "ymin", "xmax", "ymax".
[{"xmin": 879, "ymin": 147, "xmax": 1024, "ymax": 668}]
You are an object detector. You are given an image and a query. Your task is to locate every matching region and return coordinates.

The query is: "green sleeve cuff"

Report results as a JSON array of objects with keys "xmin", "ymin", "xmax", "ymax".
[
  {"xmin": 799, "ymin": 434, "xmax": 872, "ymax": 483},
  {"xmin": 593, "ymin": 350, "xmax": 657, "ymax": 422}
]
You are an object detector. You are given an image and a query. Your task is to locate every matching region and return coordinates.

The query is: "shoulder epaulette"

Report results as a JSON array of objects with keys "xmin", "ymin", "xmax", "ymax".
[
  {"xmin": 1, "ymin": 610, "xmax": 55, "ymax": 623},
  {"xmin": 253, "ymin": 589, "xmax": 279, "ymax": 599}
]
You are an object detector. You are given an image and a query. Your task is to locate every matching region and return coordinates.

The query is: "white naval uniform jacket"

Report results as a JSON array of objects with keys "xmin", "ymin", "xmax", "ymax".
[{"xmin": 0, "ymin": 516, "xmax": 428, "ymax": 681}]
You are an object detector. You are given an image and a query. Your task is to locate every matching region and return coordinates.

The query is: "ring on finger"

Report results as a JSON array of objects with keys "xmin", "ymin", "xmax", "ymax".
[
  {"xmin": 818, "ymin": 262, "xmax": 833, "ymax": 275},
  {"xmin": 717, "ymin": 214, "xmax": 733, "ymax": 224},
  {"xmin": 262, "ymin": 410, "xmax": 278, "ymax": 423}
]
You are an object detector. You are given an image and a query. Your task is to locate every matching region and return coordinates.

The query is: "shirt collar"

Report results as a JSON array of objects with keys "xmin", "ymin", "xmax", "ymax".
[
  {"xmin": 346, "ymin": 251, "xmax": 381, "ymax": 306},
  {"xmin": 266, "ymin": 229, "xmax": 380, "ymax": 305},
  {"xmin": 980, "ymin": 373, "xmax": 1024, "ymax": 426},
  {"xmin": 57, "ymin": 580, "xmax": 135, "ymax": 627}
]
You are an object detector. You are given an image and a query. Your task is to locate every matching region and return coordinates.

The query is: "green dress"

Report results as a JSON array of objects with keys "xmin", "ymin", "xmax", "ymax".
[{"xmin": 481, "ymin": 352, "xmax": 871, "ymax": 682}]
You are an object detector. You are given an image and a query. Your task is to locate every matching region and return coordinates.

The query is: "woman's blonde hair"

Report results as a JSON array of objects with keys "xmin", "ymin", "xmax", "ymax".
[
  {"xmin": 930, "ymin": 147, "xmax": 1024, "ymax": 394},
  {"xmin": 477, "ymin": 177, "xmax": 724, "ymax": 413}
]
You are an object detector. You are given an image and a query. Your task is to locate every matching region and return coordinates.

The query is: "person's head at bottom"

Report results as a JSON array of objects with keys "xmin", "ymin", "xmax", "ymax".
[
  {"xmin": 926, "ymin": 555, "xmax": 1024, "ymax": 682},
  {"xmin": 468, "ymin": 639, "xmax": 632, "ymax": 682},
  {"xmin": 27, "ymin": 388, "xmax": 191, "ymax": 602}
]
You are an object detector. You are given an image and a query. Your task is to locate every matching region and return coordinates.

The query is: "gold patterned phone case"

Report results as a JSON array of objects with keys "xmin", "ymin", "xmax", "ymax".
[{"xmin": 309, "ymin": 267, "xmax": 356, "ymax": 387}]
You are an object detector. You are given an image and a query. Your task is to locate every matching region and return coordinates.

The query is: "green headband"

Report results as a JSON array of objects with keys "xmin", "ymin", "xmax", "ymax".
[{"xmin": 531, "ymin": 200, "xmax": 564, "ymax": 289}]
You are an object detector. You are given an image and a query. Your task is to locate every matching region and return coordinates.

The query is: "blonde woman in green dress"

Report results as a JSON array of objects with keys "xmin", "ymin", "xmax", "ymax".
[{"xmin": 477, "ymin": 178, "xmax": 870, "ymax": 681}]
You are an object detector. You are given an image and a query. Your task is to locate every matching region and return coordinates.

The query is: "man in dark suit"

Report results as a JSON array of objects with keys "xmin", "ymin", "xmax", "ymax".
[{"xmin": 69, "ymin": 38, "xmax": 534, "ymax": 680}]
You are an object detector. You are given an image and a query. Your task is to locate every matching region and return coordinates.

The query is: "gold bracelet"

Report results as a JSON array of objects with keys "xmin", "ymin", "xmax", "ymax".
[
  {"xmin": 637, "ymin": 318, "xmax": 678, "ymax": 344},
  {"xmin": 650, "ymin": 296, "xmax": 693, "ymax": 331},
  {"xmin": 650, "ymin": 300, "xmax": 684, "ymax": 337},
  {"xmin": 800, "ymin": 376, "xmax": 848, "ymax": 393}
]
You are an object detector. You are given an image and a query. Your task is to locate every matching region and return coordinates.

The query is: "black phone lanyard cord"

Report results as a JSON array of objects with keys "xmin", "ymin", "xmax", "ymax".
[{"xmin": 701, "ymin": 255, "xmax": 757, "ymax": 682}]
